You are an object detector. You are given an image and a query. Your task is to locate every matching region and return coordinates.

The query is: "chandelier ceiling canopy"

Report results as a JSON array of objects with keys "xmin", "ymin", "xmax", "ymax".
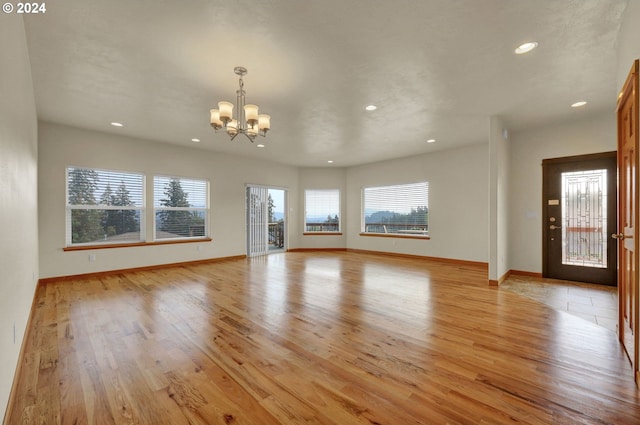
[{"xmin": 210, "ymin": 67, "xmax": 270, "ymax": 143}]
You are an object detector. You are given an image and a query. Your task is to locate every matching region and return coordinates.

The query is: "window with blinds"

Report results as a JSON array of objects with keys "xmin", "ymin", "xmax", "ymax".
[
  {"xmin": 362, "ymin": 182, "xmax": 429, "ymax": 236},
  {"xmin": 304, "ymin": 189, "xmax": 340, "ymax": 233},
  {"xmin": 153, "ymin": 175, "xmax": 209, "ymax": 240},
  {"xmin": 66, "ymin": 167, "xmax": 144, "ymax": 246}
]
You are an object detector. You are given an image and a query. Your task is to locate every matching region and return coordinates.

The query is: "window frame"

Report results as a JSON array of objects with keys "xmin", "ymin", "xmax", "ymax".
[
  {"xmin": 153, "ymin": 174, "xmax": 210, "ymax": 241},
  {"xmin": 65, "ymin": 166, "xmax": 145, "ymax": 248},
  {"xmin": 303, "ymin": 189, "xmax": 342, "ymax": 235},
  {"xmin": 360, "ymin": 181, "xmax": 429, "ymax": 239}
]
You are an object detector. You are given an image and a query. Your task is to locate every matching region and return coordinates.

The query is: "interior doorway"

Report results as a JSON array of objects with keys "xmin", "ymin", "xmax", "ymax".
[
  {"xmin": 542, "ymin": 152, "xmax": 617, "ymax": 286},
  {"xmin": 246, "ymin": 185, "xmax": 287, "ymax": 257}
]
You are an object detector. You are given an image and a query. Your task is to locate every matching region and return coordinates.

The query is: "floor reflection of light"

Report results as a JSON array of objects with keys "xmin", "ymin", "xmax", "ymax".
[
  {"xmin": 244, "ymin": 254, "xmax": 291, "ymax": 333},
  {"xmin": 362, "ymin": 262, "xmax": 433, "ymax": 325},
  {"xmin": 301, "ymin": 257, "xmax": 342, "ymax": 312},
  {"xmin": 243, "ymin": 253, "xmax": 436, "ymax": 359}
]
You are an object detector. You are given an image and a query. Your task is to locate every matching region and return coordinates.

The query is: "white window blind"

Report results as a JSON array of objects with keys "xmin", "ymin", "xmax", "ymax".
[
  {"xmin": 66, "ymin": 167, "xmax": 144, "ymax": 246},
  {"xmin": 154, "ymin": 176, "xmax": 209, "ymax": 240},
  {"xmin": 246, "ymin": 185, "xmax": 269, "ymax": 257},
  {"xmin": 305, "ymin": 189, "xmax": 340, "ymax": 232},
  {"xmin": 362, "ymin": 182, "xmax": 429, "ymax": 236}
]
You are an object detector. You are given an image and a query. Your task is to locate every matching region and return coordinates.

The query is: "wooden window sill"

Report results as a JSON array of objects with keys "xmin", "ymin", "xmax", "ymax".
[
  {"xmin": 359, "ymin": 233, "xmax": 430, "ymax": 240},
  {"xmin": 63, "ymin": 237, "xmax": 212, "ymax": 251},
  {"xmin": 303, "ymin": 232, "xmax": 343, "ymax": 236}
]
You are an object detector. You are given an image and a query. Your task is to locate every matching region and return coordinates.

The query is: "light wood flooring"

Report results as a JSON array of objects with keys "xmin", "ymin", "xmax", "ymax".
[{"xmin": 5, "ymin": 251, "xmax": 640, "ymax": 424}]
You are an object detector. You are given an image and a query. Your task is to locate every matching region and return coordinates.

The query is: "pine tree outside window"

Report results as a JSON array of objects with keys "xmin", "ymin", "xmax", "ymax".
[
  {"xmin": 153, "ymin": 176, "xmax": 209, "ymax": 240},
  {"xmin": 66, "ymin": 167, "xmax": 144, "ymax": 246}
]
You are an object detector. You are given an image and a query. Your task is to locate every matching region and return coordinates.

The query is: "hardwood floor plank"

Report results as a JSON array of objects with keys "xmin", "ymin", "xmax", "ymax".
[{"xmin": 6, "ymin": 251, "xmax": 640, "ymax": 424}]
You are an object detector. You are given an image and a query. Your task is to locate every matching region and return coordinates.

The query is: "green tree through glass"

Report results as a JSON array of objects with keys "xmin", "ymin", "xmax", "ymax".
[
  {"xmin": 159, "ymin": 178, "xmax": 193, "ymax": 237},
  {"xmin": 101, "ymin": 181, "xmax": 138, "ymax": 237},
  {"xmin": 68, "ymin": 168, "xmax": 103, "ymax": 243}
]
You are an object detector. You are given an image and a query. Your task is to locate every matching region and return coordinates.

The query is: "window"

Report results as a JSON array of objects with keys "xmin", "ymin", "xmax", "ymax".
[
  {"xmin": 304, "ymin": 189, "xmax": 340, "ymax": 233},
  {"xmin": 362, "ymin": 182, "xmax": 429, "ymax": 237},
  {"xmin": 66, "ymin": 167, "xmax": 144, "ymax": 246},
  {"xmin": 153, "ymin": 176, "xmax": 209, "ymax": 240}
]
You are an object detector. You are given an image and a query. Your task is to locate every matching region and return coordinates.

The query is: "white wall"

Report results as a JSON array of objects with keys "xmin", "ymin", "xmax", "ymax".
[
  {"xmin": 40, "ymin": 122, "xmax": 490, "ymax": 278},
  {"xmin": 0, "ymin": 15, "xmax": 39, "ymax": 421},
  {"xmin": 346, "ymin": 143, "xmax": 489, "ymax": 263},
  {"xmin": 508, "ymin": 113, "xmax": 616, "ymax": 273},
  {"xmin": 616, "ymin": 0, "xmax": 640, "ymax": 91},
  {"xmin": 488, "ymin": 117, "xmax": 510, "ymax": 281},
  {"xmin": 298, "ymin": 167, "xmax": 347, "ymax": 249},
  {"xmin": 38, "ymin": 122, "xmax": 300, "ymax": 278}
]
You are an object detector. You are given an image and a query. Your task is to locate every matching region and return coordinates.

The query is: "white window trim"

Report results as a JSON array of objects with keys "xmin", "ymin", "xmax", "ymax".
[
  {"xmin": 65, "ymin": 166, "xmax": 146, "ymax": 247},
  {"xmin": 152, "ymin": 175, "xmax": 210, "ymax": 241},
  {"xmin": 361, "ymin": 181, "xmax": 429, "ymax": 238},
  {"xmin": 304, "ymin": 189, "xmax": 341, "ymax": 233}
]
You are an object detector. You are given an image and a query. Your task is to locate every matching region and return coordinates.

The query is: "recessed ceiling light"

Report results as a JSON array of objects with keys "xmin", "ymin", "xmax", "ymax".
[
  {"xmin": 191, "ymin": 138, "xmax": 201, "ymax": 143},
  {"xmin": 426, "ymin": 139, "xmax": 436, "ymax": 143},
  {"xmin": 257, "ymin": 143, "xmax": 265, "ymax": 148},
  {"xmin": 571, "ymin": 101, "xmax": 587, "ymax": 108},
  {"xmin": 365, "ymin": 105, "xmax": 377, "ymax": 111},
  {"xmin": 515, "ymin": 42, "xmax": 538, "ymax": 54},
  {"xmin": 327, "ymin": 160, "xmax": 334, "ymax": 163},
  {"xmin": 110, "ymin": 122, "xmax": 124, "ymax": 127}
]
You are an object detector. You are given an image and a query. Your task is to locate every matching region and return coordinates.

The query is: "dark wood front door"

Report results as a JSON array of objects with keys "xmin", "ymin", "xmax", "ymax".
[
  {"xmin": 542, "ymin": 152, "xmax": 617, "ymax": 285},
  {"xmin": 617, "ymin": 59, "xmax": 639, "ymax": 382}
]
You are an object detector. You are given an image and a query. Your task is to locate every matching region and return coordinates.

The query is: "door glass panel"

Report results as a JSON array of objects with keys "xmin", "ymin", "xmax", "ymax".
[
  {"xmin": 268, "ymin": 188, "xmax": 285, "ymax": 252},
  {"xmin": 561, "ymin": 169, "xmax": 607, "ymax": 268}
]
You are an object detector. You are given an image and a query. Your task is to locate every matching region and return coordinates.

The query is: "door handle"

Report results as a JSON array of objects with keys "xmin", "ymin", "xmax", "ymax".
[
  {"xmin": 612, "ymin": 233, "xmax": 633, "ymax": 240},
  {"xmin": 549, "ymin": 225, "xmax": 561, "ymax": 230}
]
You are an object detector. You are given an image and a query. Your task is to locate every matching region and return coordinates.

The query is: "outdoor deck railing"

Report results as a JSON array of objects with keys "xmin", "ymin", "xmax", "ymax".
[
  {"xmin": 364, "ymin": 223, "xmax": 428, "ymax": 235},
  {"xmin": 268, "ymin": 222, "xmax": 284, "ymax": 248},
  {"xmin": 268, "ymin": 222, "xmax": 428, "ymax": 243},
  {"xmin": 304, "ymin": 222, "xmax": 340, "ymax": 232}
]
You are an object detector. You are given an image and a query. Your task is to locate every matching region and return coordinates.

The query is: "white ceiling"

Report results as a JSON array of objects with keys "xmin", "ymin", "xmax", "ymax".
[{"xmin": 24, "ymin": 0, "xmax": 628, "ymax": 167}]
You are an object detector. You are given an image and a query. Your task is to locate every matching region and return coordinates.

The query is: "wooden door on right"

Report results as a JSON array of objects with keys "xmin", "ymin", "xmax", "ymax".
[{"xmin": 616, "ymin": 59, "xmax": 639, "ymax": 384}]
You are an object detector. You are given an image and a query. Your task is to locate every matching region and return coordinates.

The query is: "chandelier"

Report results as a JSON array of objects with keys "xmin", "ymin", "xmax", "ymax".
[{"xmin": 210, "ymin": 66, "xmax": 271, "ymax": 142}]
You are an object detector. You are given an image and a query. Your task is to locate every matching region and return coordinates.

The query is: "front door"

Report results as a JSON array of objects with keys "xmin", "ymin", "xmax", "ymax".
[
  {"xmin": 616, "ymin": 59, "xmax": 639, "ymax": 382},
  {"xmin": 542, "ymin": 152, "xmax": 617, "ymax": 285}
]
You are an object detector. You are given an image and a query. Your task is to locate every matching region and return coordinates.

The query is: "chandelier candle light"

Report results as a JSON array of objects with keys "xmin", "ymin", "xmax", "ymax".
[{"xmin": 210, "ymin": 67, "xmax": 271, "ymax": 142}]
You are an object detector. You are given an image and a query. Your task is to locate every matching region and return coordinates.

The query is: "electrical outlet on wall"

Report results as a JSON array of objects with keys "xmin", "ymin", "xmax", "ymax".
[{"xmin": 88, "ymin": 254, "xmax": 96, "ymax": 262}]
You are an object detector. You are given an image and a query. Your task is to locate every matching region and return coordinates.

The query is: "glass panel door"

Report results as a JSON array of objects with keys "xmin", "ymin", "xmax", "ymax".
[
  {"xmin": 561, "ymin": 169, "xmax": 607, "ymax": 268},
  {"xmin": 268, "ymin": 188, "xmax": 286, "ymax": 252},
  {"xmin": 246, "ymin": 185, "xmax": 268, "ymax": 257},
  {"xmin": 246, "ymin": 185, "xmax": 287, "ymax": 257}
]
